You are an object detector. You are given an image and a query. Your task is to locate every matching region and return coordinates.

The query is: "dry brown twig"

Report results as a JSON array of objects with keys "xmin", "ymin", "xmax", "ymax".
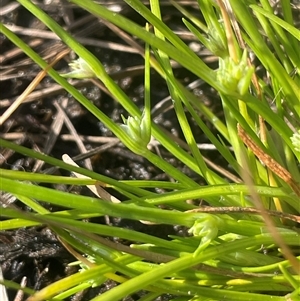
[
  {"xmin": 0, "ymin": 48, "xmax": 70, "ymax": 126},
  {"xmin": 238, "ymin": 125, "xmax": 300, "ymax": 197}
]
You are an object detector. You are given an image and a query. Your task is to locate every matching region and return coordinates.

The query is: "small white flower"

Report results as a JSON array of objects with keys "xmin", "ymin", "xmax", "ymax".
[{"xmin": 60, "ymin": 57, "xmax": 95, "ymax": 79}]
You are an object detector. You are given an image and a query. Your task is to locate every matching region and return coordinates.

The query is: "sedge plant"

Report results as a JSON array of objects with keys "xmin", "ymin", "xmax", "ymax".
[{"xmin": 0, "ymin": 0, "xmax": 300, "ymax": 300}]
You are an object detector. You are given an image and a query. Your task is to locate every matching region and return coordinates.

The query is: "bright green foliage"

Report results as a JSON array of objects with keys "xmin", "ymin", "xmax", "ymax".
[{"xmin": 0, "ymin": 0, "xmax": 299, "ymax": 300}]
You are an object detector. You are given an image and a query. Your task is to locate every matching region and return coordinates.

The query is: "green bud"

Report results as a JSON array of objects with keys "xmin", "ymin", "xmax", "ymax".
[
  {"xmin": 120, "ymin": 114, "xmax": 151, "ymax": 155},
  {"xmin": 206, "ymin": 26, "xmax": 228, "ymax": 59},
  {"xmin": 291, "ymin": 129, "xmax": 300, "ymax": 153},
  {"xmin": 217, "ymin": 49, "xmax": 254, "ymax": 95},
  {"xmin": 188, "ymin": 214, "xmax": 223, "ymax": 257}
]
